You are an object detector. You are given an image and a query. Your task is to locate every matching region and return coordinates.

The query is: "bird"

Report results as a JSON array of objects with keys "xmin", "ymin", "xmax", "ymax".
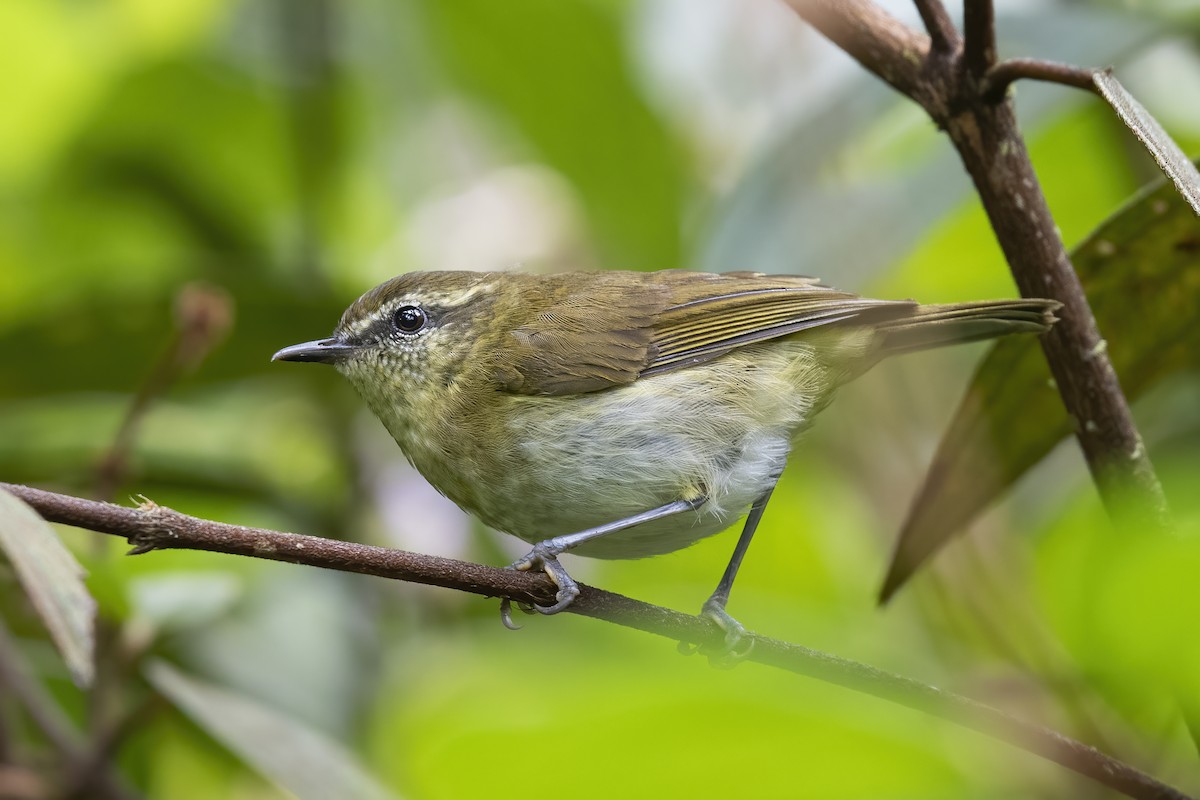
[{"xmin": 273, "ymin": 269, "xmax": 1058, "ymax": 654}]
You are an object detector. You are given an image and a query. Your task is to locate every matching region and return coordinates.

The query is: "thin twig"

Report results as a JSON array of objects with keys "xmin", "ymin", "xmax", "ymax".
[
  {"xmin": 962, "ymin": 0, "xmax": 996, "ymax": 77},
  {"xmin": 913, "ymin": 0, "xmax": 958, "ymax": 53},
  {"xmin": 1, "ymin": 483, "xmax": 1191, "ymax": 800},
  {"xmin": 982, "ymin": 58, "xmax": 1100, "ymax": 102},
  {"xmin": 93, "ymin": 284, "xmax": 232, "ymax": 501}
]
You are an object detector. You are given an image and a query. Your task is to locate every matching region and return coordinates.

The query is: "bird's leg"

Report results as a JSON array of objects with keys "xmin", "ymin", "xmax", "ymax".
[
  {"xmin": 682, "ymin": 482, "xmax": 777, "ymax": 663},
  {"xmin": 500, "ymin": 494, "xmax": 707, "ymax": 629}
]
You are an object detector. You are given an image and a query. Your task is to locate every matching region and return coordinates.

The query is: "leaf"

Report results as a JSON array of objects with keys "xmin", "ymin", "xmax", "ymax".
[
  {"xmin": 0, "ymin": 488, "xmax": 95, "ymax": 686},
  {"xmin": 1094, "ymin": 71, "xmax": 1200, "ymax": 217},
  {"xmin": 146, "ymin": 661, "xmax": 397, "ymax": 800},
  {"xmin": 882, "ymin": 173, "xmax": 1200, "ymax": 600}
]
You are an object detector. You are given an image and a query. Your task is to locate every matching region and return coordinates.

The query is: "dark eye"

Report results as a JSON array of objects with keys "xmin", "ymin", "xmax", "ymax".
[{"xmin": 393, "ymin": 305, "xmax": 427, "ymax": 334}]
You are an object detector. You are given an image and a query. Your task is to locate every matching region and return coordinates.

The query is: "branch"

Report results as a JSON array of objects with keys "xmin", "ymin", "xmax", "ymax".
[
  {"xmin": 785, "ymin": 0, "xmax": 1172, "ymax": 581},
  {"xmin": 982, "ymin": 58, "xmax": 1100, "ymax": 102},
  {"xmin": 2, "ymin": 483, "xmax": 1191, "ymax": 800},
  {"xmin": 962, "ymin": 0, "xmax": 996, "ymax": 77},
  {"xmin": 94, "ymin": 283, "xmax": 232, "ymax": 501},
  {"xmin": 936, "ymin": 93, "xmax": 1173, "ymax": 535},
  {"xmin": 781, "ymin": 0, "xmax": 929, "ymax": 100},
  {"xmin": 913, "ymin": 0, "xmax": 958, "ymax": 54}
]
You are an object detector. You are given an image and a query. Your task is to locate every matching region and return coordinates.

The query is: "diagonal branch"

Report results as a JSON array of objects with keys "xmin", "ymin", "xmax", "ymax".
[
  {"xmin": 93, "ymin": 285, "xmax": 232, "ymax": 502},
  {"xmin": 1, "ymin": 483, "xmax": 1191, "ymax": 800},
  {"xmin": 781, "ymin": 0, "xmax": 929, "ymax": 100},
  {"xmin": 913, "ymin": 0, "xmax": 959, "ymax": 54},
  {"xmin": 786, "ymin": 0, "xmax": 1172, "ymax": 600}
]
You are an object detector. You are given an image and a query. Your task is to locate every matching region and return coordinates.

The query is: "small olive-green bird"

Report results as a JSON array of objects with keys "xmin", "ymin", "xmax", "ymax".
[{"xmin": 274, "ymin": 270, "xmax": 1058, "ymax": 651}]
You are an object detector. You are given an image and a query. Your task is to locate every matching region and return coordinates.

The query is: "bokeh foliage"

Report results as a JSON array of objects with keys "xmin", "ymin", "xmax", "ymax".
[{"xmin": 2, "ymin": 1, "xmax": 1199, "ymax": 798}]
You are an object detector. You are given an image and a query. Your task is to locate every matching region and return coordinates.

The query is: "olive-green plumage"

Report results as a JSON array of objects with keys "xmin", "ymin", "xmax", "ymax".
[{"xmin": 274, "ymin": 269, "xmax": 1057, "ymax": 610}]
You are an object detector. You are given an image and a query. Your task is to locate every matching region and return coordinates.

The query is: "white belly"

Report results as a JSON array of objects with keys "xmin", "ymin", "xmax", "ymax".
[{"xmin": 489, "ymin": 350, "xmax": 824, "ymax": 559}]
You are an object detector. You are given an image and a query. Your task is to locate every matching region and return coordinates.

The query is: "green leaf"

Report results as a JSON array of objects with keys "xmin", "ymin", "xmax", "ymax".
[
  {"xmin": 0, "ymin": 488, "xmax": 95, "ymax": 686},
  {"xmin": 1036, "ymin": 482, "xmax": 1200, "ymax": 715},
  {"xmin": 882, "ymin": 174, "xmax": 1200, "ymax": 600},
  {"xmin": 147, "ymin": 660, "xmax": 397, "ymax": 800}
]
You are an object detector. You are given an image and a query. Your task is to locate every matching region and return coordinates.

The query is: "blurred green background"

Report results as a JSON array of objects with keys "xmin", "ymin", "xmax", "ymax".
[{"xmin": 3, "ymin": 1, "xmax": 1200, "ymax": 798}]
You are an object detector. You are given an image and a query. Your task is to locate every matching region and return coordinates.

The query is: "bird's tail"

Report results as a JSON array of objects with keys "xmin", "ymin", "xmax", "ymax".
[{"xmin": 876, "ymin": 299, "xmax": 1060, "ymax": 357}]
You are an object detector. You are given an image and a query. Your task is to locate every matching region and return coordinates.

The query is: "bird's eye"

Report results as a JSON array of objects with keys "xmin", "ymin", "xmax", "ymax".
[{"xmin": 393, "ymin": 305, "xmax": 427, "ymax": 334}]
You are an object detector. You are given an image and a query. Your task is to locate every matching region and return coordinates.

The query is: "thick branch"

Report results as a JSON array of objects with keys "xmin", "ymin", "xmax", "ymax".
[
  {"xmin": 962, "ymin": 0, "xmax": 996, "ymax": 77},
  {"xmin": 785, "ymin": 0, "xmax": 1171, "ymax": 568},
  {"xmin": 2, "ymin": 483, "xmax": 1190, "ymax": 800},
  {"xmin": 941, "ymin": 105, "xmax": 1170, "ymax": 527},
  {"xmin": 782, "ymin": 0, "xmax": 929, "ymax": 100}
]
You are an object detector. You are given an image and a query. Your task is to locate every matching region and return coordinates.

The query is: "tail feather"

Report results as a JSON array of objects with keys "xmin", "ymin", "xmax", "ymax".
[{"xmin": 877, "ymin": 299, "xmax": 1060, "ymax": 357}]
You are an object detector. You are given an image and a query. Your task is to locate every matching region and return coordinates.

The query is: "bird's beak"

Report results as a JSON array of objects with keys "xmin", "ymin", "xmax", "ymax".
[{"xmin": 271, "ymin": 338, "xmax": 357, "ymax": 364}]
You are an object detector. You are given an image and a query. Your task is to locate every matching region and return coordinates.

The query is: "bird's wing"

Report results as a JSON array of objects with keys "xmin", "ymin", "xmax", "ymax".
[
  {"xmin": 498, "ymin": 271, "xmax": 913, "ymax": 395},
  {"xmin": 644, "ymin": 271, "xmax": 913, "ymax": 376},
  {"xmin": 495, "ymin": 272, "xmax": 669, "ymax": 395}
]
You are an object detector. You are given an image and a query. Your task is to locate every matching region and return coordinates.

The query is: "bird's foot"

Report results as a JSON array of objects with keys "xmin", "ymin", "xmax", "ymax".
[
  {"xmin": 498, "ymin": 542, "xmax": 580, "ymax": 630},
  {"xmin": 678, "ymin": 598, "xmax": 755, "ymax": 667}
]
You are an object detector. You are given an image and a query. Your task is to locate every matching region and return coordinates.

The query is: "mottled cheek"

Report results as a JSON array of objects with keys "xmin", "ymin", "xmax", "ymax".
[
  {"xmin": 337, "ymin": 326, "xmax": 477, "ymax": 408},
  {"xmin": 339, "ymin": 346, "xmax": 424, "ymax": 397},
  {"xmin": 389, "ymin": 345, "xmax": 428, "ymax": 386}
]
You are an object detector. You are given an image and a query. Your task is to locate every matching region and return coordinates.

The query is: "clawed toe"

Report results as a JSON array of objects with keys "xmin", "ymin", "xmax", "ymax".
[
  {"xmin": 499, "ymin": 598, "xmax": 523, "ymax": 630},
  {"xmin": 678, "ymin": 599, "xmax": 754, "ymax": 666},
  {"xmin": 497, "ymin": 545, "xmax": 581, "ymax": 629},
  {"xmin": 530, "ymin": 581, "xmax": 579, "ymax": 615}
]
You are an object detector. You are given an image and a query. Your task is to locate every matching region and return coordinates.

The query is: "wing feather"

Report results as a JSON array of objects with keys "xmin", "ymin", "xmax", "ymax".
[
  {"xmin": 497, "ymin": 275, "xmax": 668, "ymax": 395},
  {"xmin": 499, "ymin": 271, "xmax": 913, "ymax": 395},
  {"xmin": 646, "ymin": 275, "xmax": 914, "ymax": 375}
]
